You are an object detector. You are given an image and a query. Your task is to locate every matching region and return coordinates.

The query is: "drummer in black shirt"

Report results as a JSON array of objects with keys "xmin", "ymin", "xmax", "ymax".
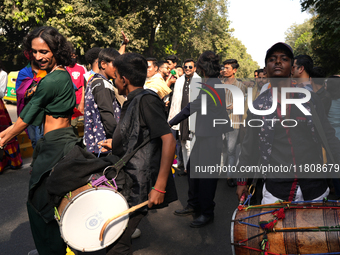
[{"xmin": 99, "ymin": 53, "xmax": 177, "ymax": 255}]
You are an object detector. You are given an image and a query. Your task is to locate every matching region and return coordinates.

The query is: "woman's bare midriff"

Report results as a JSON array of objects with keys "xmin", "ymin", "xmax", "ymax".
[{"xmin": 44, "ymin": 115, "xmax": 72, "ymax": 135}]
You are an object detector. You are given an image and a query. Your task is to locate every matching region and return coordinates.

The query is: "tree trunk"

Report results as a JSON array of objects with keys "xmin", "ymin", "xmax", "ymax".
[{"xmin": 147, "ymin": 26, "xmax": 156, "ymax": 57}]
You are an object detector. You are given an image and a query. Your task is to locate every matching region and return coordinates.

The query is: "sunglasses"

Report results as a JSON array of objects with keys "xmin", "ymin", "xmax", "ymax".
[{"xmin": 184, "ymin": 66, "xmax": 193, "ymax": 69}]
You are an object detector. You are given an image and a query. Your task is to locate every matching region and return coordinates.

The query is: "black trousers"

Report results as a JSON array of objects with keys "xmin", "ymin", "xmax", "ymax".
[
  {"xmin": 186, "ymin": 136, "xmax": 221, "ymax": 217},
  {"xmin": 106, "ymin": 211, "xmax": 147, "ymax": 255}
]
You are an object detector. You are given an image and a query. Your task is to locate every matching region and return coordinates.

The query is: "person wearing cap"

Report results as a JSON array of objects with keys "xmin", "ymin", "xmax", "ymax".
[{"xmin": 236, "ymin": 42, "xmax": 340, "ymax": 204}]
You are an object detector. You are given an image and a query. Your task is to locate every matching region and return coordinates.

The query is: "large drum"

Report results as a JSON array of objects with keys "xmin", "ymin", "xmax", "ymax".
[
  {"xmin": 231, "ymin": 202, "xmax": 340, "ymax": 254},
  {"xmin": 56, "ymin": 183, "xmax": 129, "ymax": 252}
]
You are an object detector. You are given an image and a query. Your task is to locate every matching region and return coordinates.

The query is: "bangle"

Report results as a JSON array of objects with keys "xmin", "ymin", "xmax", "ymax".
[
  {"xmin": 152, "ymin": 187, "xmax": 166, "ymax": 194},
  {"xmin": 0, "ymin": 137, "xmax": 4, "ymax": 149}
]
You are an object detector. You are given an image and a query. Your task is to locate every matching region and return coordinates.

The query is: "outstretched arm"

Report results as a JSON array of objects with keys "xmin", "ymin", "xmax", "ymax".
[
  {"xmin": 118, "ymin": 31, "xmax": 129, "ymax": 55},
  {"xmin": 0, "ymin": 117, "xmax": 28, "ymax": 148}
]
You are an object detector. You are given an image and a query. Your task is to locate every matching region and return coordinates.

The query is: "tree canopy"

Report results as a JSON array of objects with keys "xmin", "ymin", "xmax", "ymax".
[
  {"xmin": 285, "ymin": 19, "xmax": 314, "ymax": 58},
  {"xmin": 298, "ymin": 0, "xmax": 340, "ymax": 75},
  {"xmin": 0, "ymin": 0, "xmax": 258, "ymax": 73}
]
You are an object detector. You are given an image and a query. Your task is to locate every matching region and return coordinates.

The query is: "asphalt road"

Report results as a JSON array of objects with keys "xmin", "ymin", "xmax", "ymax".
[
  {"xmin": 4, "ymin": 101, "xmax": 17, "ymax": 122},
  {"xmin": 1, "ymin": 102, "xmax": 240, "ymax": 255},
  {"xmin": 0, "ymin": 161, "xmax": 239, "ymax": 255}
]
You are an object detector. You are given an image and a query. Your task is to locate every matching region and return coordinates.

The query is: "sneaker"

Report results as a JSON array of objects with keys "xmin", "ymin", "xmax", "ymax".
[
  {"xmin": 28, "ymin": 250, "xmax": 39, "ymax": 255},
  {"xmin": 131, "ymin": 228, "xmax": 141, "ymax": 239}
]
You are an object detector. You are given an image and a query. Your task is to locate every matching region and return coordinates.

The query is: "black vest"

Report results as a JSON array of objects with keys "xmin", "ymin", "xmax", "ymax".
[{"xmin": 119, "ymin": 90, "xmax": 167, "ymax": 207}]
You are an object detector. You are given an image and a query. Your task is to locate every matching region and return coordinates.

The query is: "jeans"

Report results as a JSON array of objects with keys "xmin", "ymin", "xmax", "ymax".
[
  {"xmin": 223, "ymin": 129, "xmax": 239, "ymax": 168},
  {"xmin": 171, "ymin": 129, "xmax": 183, "ymax": 164},
  {"xmin": 27, "ymin": 125, "xmax": 44, "ymax": 149}
]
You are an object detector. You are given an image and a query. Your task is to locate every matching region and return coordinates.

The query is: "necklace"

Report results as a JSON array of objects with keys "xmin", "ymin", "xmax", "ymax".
[{"xmin": 50, "ymin": 65, "xmax": 63, "ymax": 73}]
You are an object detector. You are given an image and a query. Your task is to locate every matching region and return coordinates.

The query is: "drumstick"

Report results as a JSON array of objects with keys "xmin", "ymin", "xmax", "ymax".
[{"xmin": 99, "ymin": 200, "xmax": 149, "ymax": 241}]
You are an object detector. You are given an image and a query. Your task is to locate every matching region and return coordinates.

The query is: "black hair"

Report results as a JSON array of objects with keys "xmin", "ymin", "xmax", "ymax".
[
  {"xmin": 166, "ymin": 55, "xmax": 178, "ymax": 64},
  {"xmin": 311, "ymin": 67, "xmax": 326, "ymax": 78},
  {"xmin": 68, "ymin": 42, "xmax": 77, "ymax": 67},
  {"xmin": 113, "ymin": 53, "xmax": 148, "ymax": 87},
  {"xmin": 176, "ymin": 65, "xmax": 184, "ymax": 71},
  {"xmin": 311, "ymin": 67, "xmax": 326, "ymax": 87},
  {"xmin": 146, "ymin": 57, "xmax": 158, "ymax": 68},
  {"xmin": 223, "ymin": 59, "xmax": 239, "ymax": 69},
  {"xmin": 184, "ymin": 58, "xmax": 195, "ymax": 66},
  {"xmin": 85, "ymin": 47, "xmax": 102, "ymax": 66},
  {"xmin": 157, "ymin": 60, "xmax": 168, "ymax": 68},
  {"xmin": 327, "ymin": 76, "xmax": 340, "ymax": 100},
  {"xmin": 98, "ymin": 48, "xmax": 120, "ymax": 70},
  {"xmin": 196, "ymin": 51, "xmax": 220, "ymax": 78},
  {"xmin": 257, "ymin": 68, "xmax": 264, "ymax": 74},
  {"xmin": 254, "ymin": 69, "xmax": 259, "ymax": 74},
  {"xmin": 294, "ymin": 55, "xmax": 313, "ymax": 76},
  {"xmin": 23, "ymin": 26, "xmax": 73, "ymax": 66}
]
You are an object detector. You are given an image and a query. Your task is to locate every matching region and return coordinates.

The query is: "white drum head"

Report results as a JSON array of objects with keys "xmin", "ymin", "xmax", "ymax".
[{"xmin": 60, "ymin": 187, "xmax": 129, "ymax": 252}]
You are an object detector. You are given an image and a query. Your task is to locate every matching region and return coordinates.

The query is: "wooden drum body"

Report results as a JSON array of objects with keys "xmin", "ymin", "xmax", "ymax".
[{"xmin": 231, "ymin": 203, "xmax": 340, "ymax": 254}]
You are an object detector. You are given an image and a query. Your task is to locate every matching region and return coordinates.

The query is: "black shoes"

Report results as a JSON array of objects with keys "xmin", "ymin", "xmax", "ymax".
[
  {"xmin": 175, "ymin": 207, "xmax": 214, "ymax": 228},
  {"xmin": 174, "ymin": 206, "xmax": 196, "ymax": 216},
  {"xmin": 190, "ymin": 214, "xmax": 214, "ymax": 228}
]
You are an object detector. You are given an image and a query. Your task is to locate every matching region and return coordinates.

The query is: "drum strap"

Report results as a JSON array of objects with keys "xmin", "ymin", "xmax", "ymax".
[
  {"xmin": 309, "ymin": 101, "xmax": 336, "ymax": 164},
  {"xmin": 104, "ymin": 136, "xmax": 151, "ymax": 178}
]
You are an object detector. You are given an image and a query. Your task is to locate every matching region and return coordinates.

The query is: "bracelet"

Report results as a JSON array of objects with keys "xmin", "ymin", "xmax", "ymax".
[
  {"xmin": 152, "ymin": 187, "xmax": 166, "ymax": 194},
  {"xmin": 0, "ymin": 137, "xmax": 4, "ymax": 150}
]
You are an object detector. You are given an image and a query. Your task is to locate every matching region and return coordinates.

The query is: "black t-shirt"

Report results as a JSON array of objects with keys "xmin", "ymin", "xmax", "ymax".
[{"xmin": 111, "ymin": 88, "xmax": 171, "ymax": 157}]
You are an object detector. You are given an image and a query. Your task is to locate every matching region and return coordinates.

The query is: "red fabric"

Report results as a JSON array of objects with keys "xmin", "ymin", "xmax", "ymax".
[
  {"xmin": 272, "ymin": 208, "xmax": 285, "ymax": 220},
  {"xmin": 0, "ymin": 99, "xmax": 22, "ymax": 172},
  {"xmin": 71, "ymin": 107, "xmax": 83, "ymax": 119},
  {"xmin": 66, "ymin": 64, "xmax": 87, "ymax": 105},
  {"xmin": 237, "ymin": 181, "xmax": 247, "ymax": 186}
]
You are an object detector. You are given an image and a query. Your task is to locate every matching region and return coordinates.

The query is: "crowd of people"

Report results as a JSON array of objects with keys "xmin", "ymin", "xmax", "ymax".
[{"xmin": 1, "ymin": 26, "xmax": 340, "ymax": 255}]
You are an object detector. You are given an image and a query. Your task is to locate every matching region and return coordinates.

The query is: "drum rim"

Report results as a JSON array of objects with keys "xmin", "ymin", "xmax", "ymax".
[
  {"xmin": 230, "ymin": 208, "xmax": 238, "ymax": 255},
  {"xmin": 59, "ymin": 186, "xmax": 127, "ymax": 221},
  {"xmin": 59, "ymin": 186, "xmax": 129, "ymax": 251}
]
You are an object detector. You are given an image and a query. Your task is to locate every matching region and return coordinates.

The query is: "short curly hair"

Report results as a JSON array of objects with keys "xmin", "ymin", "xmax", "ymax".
[
  {"xmin": 85, "ymin": 47, "xmax": 102, "ymax": 66},
  {"xmin": 196, "ymin": 51, "xmax": 220, "ymax": 78},
  {"xmin": 23, "ymin": 26, "xmax": 73, "ymax": 66}
]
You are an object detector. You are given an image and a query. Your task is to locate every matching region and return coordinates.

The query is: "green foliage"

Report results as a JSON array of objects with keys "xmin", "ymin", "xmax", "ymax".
[
  {"xmin": 300, "ymin": 0, "xmax": 340, "ymax": 75},
  {"xmin": 0, "ymin": 0, "xmax": 258, "ymax": 73},
  {"xmin": 223, "ymin": 37, "xmax": 259, "ymax": 78},
  {"xmin": 284, "ymin": 19, "xmax": 314, "ymax": 57}
]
